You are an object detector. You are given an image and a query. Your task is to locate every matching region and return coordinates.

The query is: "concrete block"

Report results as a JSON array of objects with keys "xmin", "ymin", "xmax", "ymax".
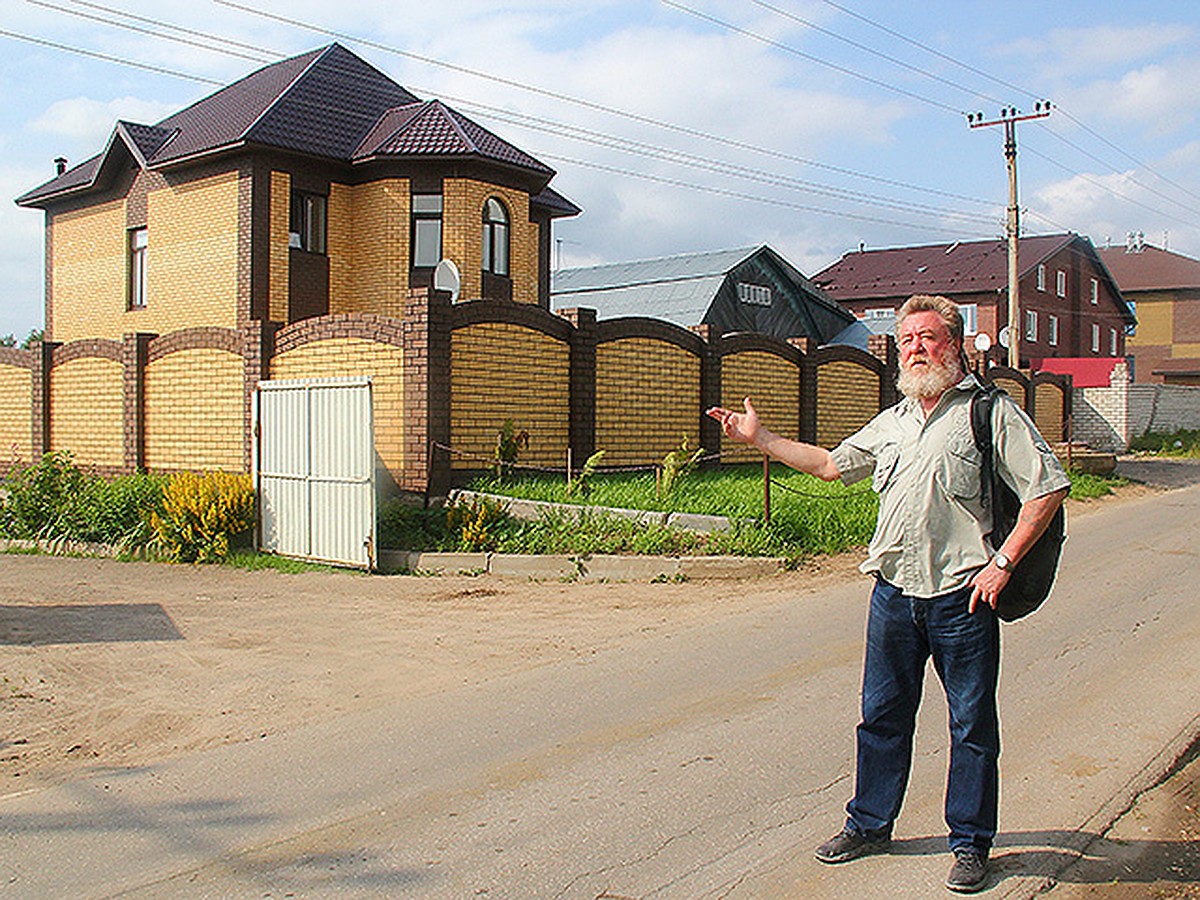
[
  {"xmin": 676, "ymin": 555, "xmax": 785, "ymax": 580},
  {"xmin": 489, "ymin": 554, "xmax": 581, "ymax": 580},
  {"xmin": 575, "ymin": 555, "xmax": 680, "ymax": 582},
  {"xmin": 665, "ymin": 511, "xmax": 734, "ymax": 533},
  {"xmin": 378, "ymin": 550, "xmax": 488, "ymax": 574}
]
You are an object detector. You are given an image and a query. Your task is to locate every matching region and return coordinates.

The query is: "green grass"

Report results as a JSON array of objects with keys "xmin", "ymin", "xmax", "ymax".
[
  {"xmin": 1066, "ymin": 469, "xmax": 1126, "ymax": 500},
  {"xmin": 379, "ymin": 463, "xmax": 879, "ymax": 561},
  {"xmin": 222, "ymin": 551, "xmax": 352, "ymax": 574}
]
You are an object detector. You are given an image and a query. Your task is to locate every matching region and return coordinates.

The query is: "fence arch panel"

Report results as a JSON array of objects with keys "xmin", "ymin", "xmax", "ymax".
[
  {"xmin": 0, "ymin": 351, "xmax": 35, "ymax": 468},
  {"xmin": 813, "ymin": 349, "xmax": 884, "ymax": 448},
  {"xmin": 49, "ymin": 343, "xmax": 124, "ymax": 470},
  {"xmin": 145, "ymin": 344, "xmax": 244, "ymax": 472},
  {"xmin": 719, "ymin": 343, "xmax": 802, "ymax": 459},
  {"xmin": 450, "ymin": 321, "xmax": 570, "ymax": 471}
]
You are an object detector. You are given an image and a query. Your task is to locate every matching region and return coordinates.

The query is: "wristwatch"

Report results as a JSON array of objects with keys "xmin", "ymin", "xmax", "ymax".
[{"xmin": 994, "ymin": 551, "xmax": 1012, "ymax": 571}]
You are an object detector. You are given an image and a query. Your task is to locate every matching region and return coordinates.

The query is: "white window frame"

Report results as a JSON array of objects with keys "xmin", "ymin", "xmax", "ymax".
[
  {"xmin": 412, "ymin": 193, "xmax": 443, "ymax": 268},
  {"xmin": 1048, "ymin": 315, "xmax": 1059, "ymax": 347},
  {"xmin": 1056, "ymin": 269, "xmax": 1067, "ymax": 298},
  {"xmin": 737, "ymin": 283, "xmax": 772, "ymax": 307},
  {"xmin": 1025, "ymin": 309, "xmax": 1038, "ymax": 342},
  {"xmin": 1090, "ymin": 278, "xmax": 1099, "ymax": 305},
  {"xmin": 289, "ymin": 191, "xmax": 327, "ymax": 254},
  {"xmin": 1037, "ymin": 264, "xmax": 1046, "ymax": 292},
  {"xmin": 960, "ymin": 303, "xmax": 978, "ymax": 335},
  {"xmin": 1110, "ymin": 328, "xmax": 1118, "ymax": 356},
  {"xmin": 129, "ymin": 227, "xmax": 148, "ymax": 310},
  {"xmin": 1091, "ymin": 322, "xmax": 1101, "ymax": 353}
]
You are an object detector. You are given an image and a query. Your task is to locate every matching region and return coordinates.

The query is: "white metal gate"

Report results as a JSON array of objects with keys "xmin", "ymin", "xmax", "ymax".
[{"xmin": 255, "ymin": 378, "xmax": 376, "ymax": 569}]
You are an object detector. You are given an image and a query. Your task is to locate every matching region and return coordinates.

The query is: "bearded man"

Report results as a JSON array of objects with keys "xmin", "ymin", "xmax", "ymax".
[{"xmin": 707, "ymin": 294, "xmax": 1069, "ymax": 893}]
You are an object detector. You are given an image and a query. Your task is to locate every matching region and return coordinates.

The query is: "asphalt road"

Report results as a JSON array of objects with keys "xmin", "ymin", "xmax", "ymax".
[{"xmin": 3, "ymin": 480, "xmax": 1199, "ymax": 898}]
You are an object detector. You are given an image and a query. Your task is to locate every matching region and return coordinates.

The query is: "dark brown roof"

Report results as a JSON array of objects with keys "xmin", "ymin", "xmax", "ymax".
[
  {"xmin": 353, "ymin": 100, "xmax": 552, "ymax": 175},
  {"xmin": 18, "ymin": 44, "xmax": 559, "ymax": 207},
  {"xmin": 1098, "ymin": 244, "xmax": 1200, "ymax": 292},
  {"xmin": 813, "ymin": 234, "xmax": 1077, "ymax": 301}
]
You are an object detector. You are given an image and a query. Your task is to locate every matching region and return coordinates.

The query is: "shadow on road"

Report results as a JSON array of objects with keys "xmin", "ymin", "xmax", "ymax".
[
  {"xmin": 889, "ymin": 829, "xmax": 1198, "ymax": 889},
  {"xmin": 1115, "ymin": 456, "xmax": 1200, "ymax": 490},
  {"xmin": 0, "ymin": 603, "xmax": 183, "ymax": 645}
]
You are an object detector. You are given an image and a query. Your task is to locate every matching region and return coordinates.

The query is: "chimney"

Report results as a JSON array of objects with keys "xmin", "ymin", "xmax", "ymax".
[{"xmin": 54, "ymin": 157, "xmax": 67, "ymax": 175}]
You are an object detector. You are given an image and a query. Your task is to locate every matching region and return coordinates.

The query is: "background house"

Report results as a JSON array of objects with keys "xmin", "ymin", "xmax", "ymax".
[
  {"xmin": 1099, "ymin": 236, "xmax": 1200, "ymax": 385},
  {"xmin": 813, "ymin": 233, "xmax": 1135, "ymax": 369},
  {"xmin": 551, "ymin": 246, "xmax": 864, "ymax": 346}
]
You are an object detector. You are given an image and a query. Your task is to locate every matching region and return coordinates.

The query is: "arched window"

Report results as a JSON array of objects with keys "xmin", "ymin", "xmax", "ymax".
[{"xmin": 482, "ymin": 197, "xmax": 509, "ymax": 277}]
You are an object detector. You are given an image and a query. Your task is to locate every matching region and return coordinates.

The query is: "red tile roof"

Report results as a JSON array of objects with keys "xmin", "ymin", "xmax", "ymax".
[{"xmin": 813, "ymin": 234, "xmax": 1076, "ymax": 301}]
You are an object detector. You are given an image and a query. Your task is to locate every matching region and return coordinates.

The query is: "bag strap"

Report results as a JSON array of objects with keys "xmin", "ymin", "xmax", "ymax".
[{"xmin": 971, "ymin": 385, "xmax": 1001, "ymax": 545}]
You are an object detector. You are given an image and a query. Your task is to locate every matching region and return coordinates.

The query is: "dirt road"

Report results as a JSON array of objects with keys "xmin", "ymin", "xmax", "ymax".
[{"xmin": 1, "ymin": 472, "xmax": 1196, "ymax": 896}]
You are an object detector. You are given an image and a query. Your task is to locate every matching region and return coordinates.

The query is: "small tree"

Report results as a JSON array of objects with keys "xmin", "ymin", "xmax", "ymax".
[
  {"xmin": 493, "ymin": 420, "xmax": 530, "ymax": 481},
  {"xmin": 660, "ymin": 435, "xmax": 704, "ymax": 495}
]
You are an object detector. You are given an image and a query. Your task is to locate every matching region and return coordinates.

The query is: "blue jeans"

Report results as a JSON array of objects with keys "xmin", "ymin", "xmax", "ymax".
[{"xmin": 845, "ymin": 577, "xmax": 1000, "ymax": 854}]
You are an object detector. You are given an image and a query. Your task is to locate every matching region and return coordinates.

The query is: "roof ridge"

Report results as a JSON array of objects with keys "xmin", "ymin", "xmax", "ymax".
[{"xmin": 239, "ymin": 43, "xmax": 337, "ymax": 145}]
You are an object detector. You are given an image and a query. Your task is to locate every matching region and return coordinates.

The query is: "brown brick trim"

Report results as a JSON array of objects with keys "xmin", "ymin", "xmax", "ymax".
[
  {"xmin": 451, "ymin": 298, "xmax": 573, "ymax": 343},
  {"xmin": 714, "ymin": 332, "xmax": 804, "ymax": 365},
  {"xmin": 273, "ymin": 314, "xmax": 406, "ymax": 356},
  {"xmin": 52, "ymin": 339, "xmax": 123, "ymax": 366},
  {"xmin": 558, "ymin": 308, "xmax": 597, "ymax": 464},
  {"xmin": 0, "ymin": 347, "xmax": 37, "ymax": 371},
  {"xmin": 984, "ymin": 365, "xmax": 1033, "ymax": 413},
  {"xmin": 147, "ymin": 327, "xmax": 241, "ymax": 363},
  {"xmin": 123, "ymin": 333, "xmax": 154, "ymax": 472},
  {"xmin": 595, "ymin": 317, "xmax": 707, "ymax": 356}
]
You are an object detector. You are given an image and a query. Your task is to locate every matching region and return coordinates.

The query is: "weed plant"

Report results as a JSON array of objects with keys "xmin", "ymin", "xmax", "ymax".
[{"xmin": 1129, "ymin": 428, "xmax": 1200, "ymax": 457}]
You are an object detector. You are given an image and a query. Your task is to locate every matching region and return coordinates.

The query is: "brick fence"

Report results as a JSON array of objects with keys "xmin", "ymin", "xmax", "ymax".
[{"xmin": 0, "ymin": 288, "xmax": 1075, "ymax": 495}]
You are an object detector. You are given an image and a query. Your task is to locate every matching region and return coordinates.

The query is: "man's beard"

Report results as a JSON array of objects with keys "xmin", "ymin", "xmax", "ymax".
[{"xmin": 897, "ymin": 346, "xmax": 962, "ymax": 400}]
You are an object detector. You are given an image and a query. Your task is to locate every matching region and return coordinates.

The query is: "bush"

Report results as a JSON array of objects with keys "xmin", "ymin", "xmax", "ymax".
[
  {"xmin": 446, "ymin": 495, "xmax": 510, "ymax": 552},
  {"xmin": 0, "ymin": 452, "xmax": 164, "ymax": 548},
  {"xmin": 150, "ymin": 471, "xmax": 255, "ymax": 563},
  {"xmin": 1129, "ymin": 428, "xmax": 1200, "ymax": 457}
]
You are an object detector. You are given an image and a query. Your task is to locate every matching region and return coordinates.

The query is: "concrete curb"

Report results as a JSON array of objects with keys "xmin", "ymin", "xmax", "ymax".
[
  {"xmin": 377, "ymin": 549, "xmax": 786, "ymax": 581},
  {"xmin": 446, "ymin": 489, "xmax": 737, "ymax": 533}
]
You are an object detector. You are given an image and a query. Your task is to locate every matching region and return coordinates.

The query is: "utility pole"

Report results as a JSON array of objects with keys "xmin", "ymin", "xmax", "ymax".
[{"xmin": 967, "ymin": 102, "xmax": 1051, "ymax": 369}]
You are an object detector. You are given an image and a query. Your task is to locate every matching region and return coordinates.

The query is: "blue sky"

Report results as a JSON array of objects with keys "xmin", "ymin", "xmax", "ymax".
[{"xmin": 2, "ymin": 0, "xmax": 1199, "ymax": 340}]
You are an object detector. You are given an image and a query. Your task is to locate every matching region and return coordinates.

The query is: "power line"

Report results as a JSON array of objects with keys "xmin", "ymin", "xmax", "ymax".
[
  {"xmin": 0, "ymin": 27, "xmax": 223, "ymax": 84},
  {"xmin": 663, "ymin": 0, "xmax": 964, "ymax": 114}
]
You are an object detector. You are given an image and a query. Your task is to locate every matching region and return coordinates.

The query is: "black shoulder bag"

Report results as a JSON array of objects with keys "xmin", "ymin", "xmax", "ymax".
[{"xmin": 971, "ymin": 385, "xmax": 1066, "ymax": 622}]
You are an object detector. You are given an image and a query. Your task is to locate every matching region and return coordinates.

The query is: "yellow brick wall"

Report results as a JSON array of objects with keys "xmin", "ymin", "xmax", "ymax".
[
  {"xmin": 450, "ymin": 323, "xmax": 569, "ymax": 469},
  {"xmin": 815, "ymin": 360, "xmax": 879, "ymax": 448},
  {"xmin": 142, "ymin": 172, "xmax": 240, "ymax": 335},
  {"xmin": 0, "ymin": 366, "xmax": 33, "ymax": 463},
  {"xmin": 1125, "ymin": 294, "xmax": 1172, "ymax": 347},
  {"xmin": 721, "ymin": 351, "xmax": 800, "ymax": 441},
  {"xmin": 596, "ymin": 338, "xmax": 700, "ymax": 467},
  {"xmin": 49, "ymin": 200, "xmax": 127, "ymax": 342},
  {"xmin": 327, "ymin": 179, "xmax": 410, "ymax": 318},
  {"xmin": 271, "ymin": 338, "xmax": 405, "ymax": 480},
  {"xmin": 48, "ymin": 357, "xmax": 123, "ymax": 468},
  {"xmin": 269, "ymin": 171, "xmax": 291, "ymax": 323},
  {"xmin": 444, "ymin": 179, "xmax": 537, "ymax": 304},
  {"xmin": 144, "ymin": 348, "xmax": 244, "ymax": 472},
  {"xmin": 992, "ymin": 377, "xmax": 1027, "ymax": 408},
  {"xmin": 1034, "ymin": 383, "xmax": 1065, "ymax": 443}
]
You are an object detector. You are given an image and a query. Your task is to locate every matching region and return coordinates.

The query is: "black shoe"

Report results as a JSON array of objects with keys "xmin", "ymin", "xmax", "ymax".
[
  {"xmin": 945, "ymin": 848, "xmax": 988, "ymax": 893},
  {"xmin": 814, "ymin": 826, "xmax": 890, "ymax": 864}
]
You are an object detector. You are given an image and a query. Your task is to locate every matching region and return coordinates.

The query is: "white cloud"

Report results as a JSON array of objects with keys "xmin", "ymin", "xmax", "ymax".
[
  {"xmin": 998, "ymin": 23, "xmax": 1193, "ymax": 76},
  {"xmin": 30, "ymin": 96, "xmax": 178, "ymax": 143}
]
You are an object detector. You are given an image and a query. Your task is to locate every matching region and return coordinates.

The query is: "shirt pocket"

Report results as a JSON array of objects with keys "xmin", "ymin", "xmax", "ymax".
[
  {"xmin": 937, "ymin": 430, "xmax": 983, "ymax": 503},
  {"xmin": 871, "ymin": 443, "xmax": 900, "ymax": 493}
]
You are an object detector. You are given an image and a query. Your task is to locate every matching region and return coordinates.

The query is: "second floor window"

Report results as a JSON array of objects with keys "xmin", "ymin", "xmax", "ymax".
[
  {"xmin": 289, "ymin": 191, "xmax": 326, "ymax": 254},
  {"xmin": 1091, "ymin": 278, "xmax": 1099, "ymax": 305},
  {"xmin": 129, "ymin": 227, "xmax": 148, "ymax": 309},
  {"xmin": 960, "ymin": 303, "xmax": 978, "ymax": 335},
  {"xmin": 1037, "ymin": 264, "xmax": 1046, "ymax": 291},
  {"xmin": 1048, "ymin": 315, "xmax": 1059, "ymax": 347},
  {"xmin": 1056, "ymin": 269, "xmax": 1067, "ymax": 297},
  {"xmin": 1091, "ymin": 323, "xmax": 1101, "ymax": 353},
  {"xmin": 1025, "ymin": 309, "xmax": 1038, "ymax": 342},
  {"xmin": 412, "ymin": 194, "xmax": 443, "ymax": 268},
  {"xmin": 482, "ymin": 197, "xmax": 509, "ymax": 276}
]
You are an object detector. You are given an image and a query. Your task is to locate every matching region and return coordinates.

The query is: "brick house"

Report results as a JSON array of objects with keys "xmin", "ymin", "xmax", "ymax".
[
  {"xmin": 1098, "ymin": 237, "xmax": 1200, "ymax": 384},
  {"xmin": 17, "ymin": 42, "xmax": 579, "ymax": 340},
  {"xmin": 812, "ymin": 233, "xmax": 1135, "ymax": 369},
  {"xmin": 6, "ymin": 44, "xmax": 579, "ymax": 487}
]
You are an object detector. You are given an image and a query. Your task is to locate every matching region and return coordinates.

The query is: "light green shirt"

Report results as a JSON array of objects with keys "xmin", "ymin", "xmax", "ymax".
[{"xmin": 831, "ymin": 375, "xmax": 1071, "ymax": 598}]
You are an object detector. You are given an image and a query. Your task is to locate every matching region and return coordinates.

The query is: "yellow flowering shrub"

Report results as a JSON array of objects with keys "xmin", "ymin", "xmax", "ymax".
[{"xmin": 151, "ymin": 471, "xmax": 255, "ymax": 563}]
